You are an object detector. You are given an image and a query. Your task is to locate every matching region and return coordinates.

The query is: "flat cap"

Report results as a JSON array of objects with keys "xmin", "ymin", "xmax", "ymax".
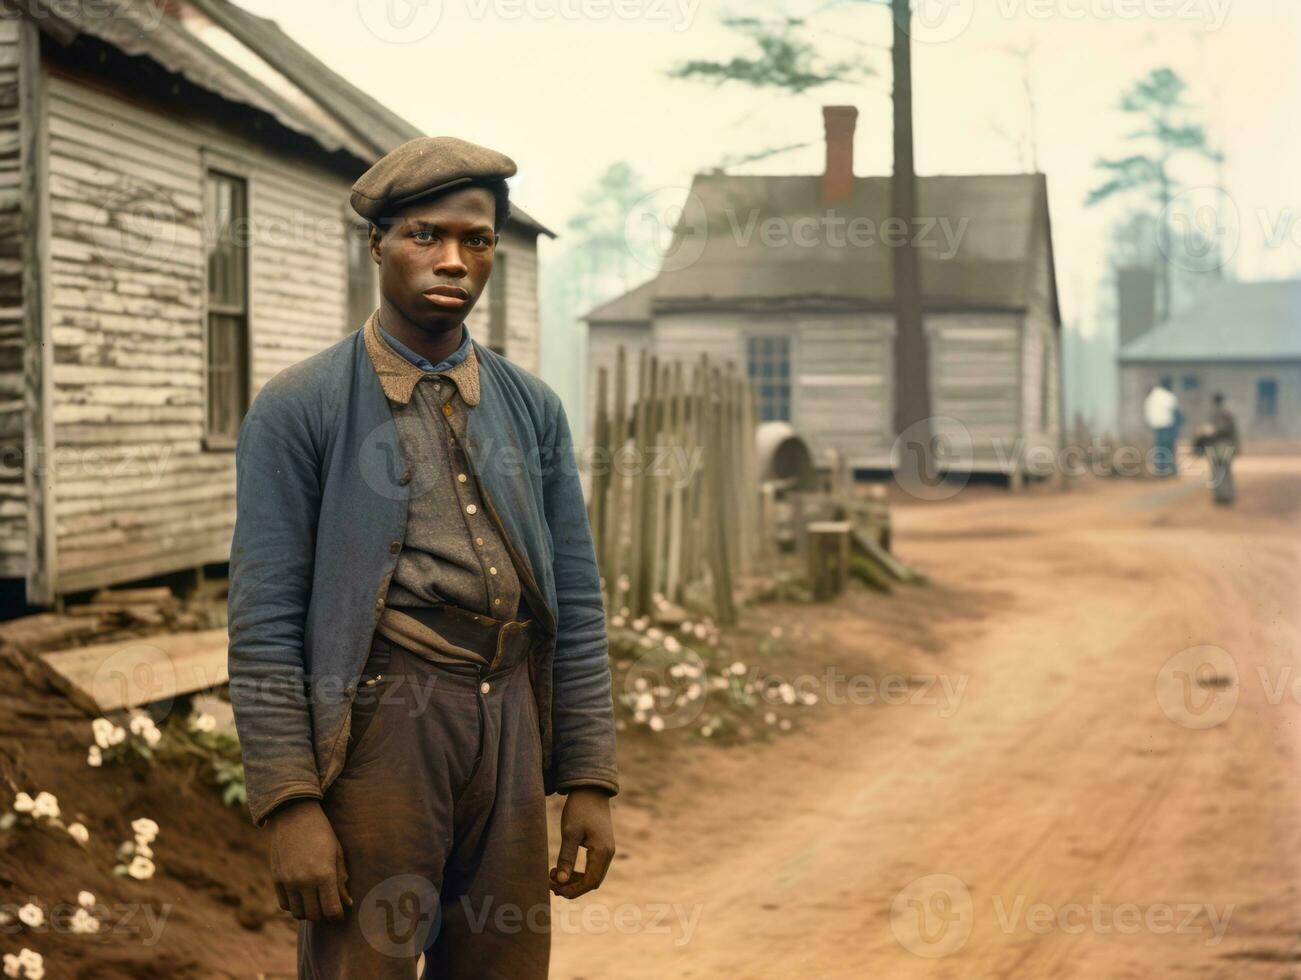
[{"xmin": 350, "ymin": 136, "xmax": 516, "ymax": 223}]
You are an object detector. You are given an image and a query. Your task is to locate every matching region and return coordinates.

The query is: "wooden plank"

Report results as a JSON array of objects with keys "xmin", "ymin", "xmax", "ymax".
[{"xmin": 37, "ymin": 627, "xmax": 229, "ymax": 714}]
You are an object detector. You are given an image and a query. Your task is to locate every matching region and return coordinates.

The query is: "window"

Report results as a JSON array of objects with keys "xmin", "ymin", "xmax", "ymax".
[
  {"xmin": 487, "ymin": 251, "xmax": 507, "ymax": 355},
  {"xmin": 1256, "ymin": 378, "xmax": 1278, "ymax": 418},
  {"xmin": 745, "ymin": 336, "xmax": 792, "ymax": 422},
  {"xmin": 1159, "ymin": 374, "xmax": 1174, "ymax": 391},
  {"xmin": 346, "ymin": 220, "xmax": 378, "ymax": 330},
  {"xmin": 204, "ymin": 171, "xmax": 249, "ymax": 443},
  {"xmin": 1182, "ymin": 374, "xmax": 1200, "ymax": 391}
]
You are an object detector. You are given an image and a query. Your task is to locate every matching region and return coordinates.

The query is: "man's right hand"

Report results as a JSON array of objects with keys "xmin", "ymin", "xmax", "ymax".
[{"xmin": 267, "ymin": 799, "xmax": 352, "ymax": 921}]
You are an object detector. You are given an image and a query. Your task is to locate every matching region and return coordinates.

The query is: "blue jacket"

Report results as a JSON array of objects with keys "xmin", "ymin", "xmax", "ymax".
[{"xmin": 227, "ymin": 327, "xmax": 618, "ymax": 825}]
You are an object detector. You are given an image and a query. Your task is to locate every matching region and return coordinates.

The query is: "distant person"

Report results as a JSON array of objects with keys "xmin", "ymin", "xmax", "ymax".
[
  {"xmin": 1194, "ymin": 392, "xmax": 1241, "ymax": 506},
  {"xmin": 1143, "ymin": 380, "xmax": 1180, "ymax": 477}
]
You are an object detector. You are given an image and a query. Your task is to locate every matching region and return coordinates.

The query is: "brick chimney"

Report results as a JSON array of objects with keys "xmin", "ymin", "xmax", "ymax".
[{"xmin": 821, "ymin": 105, "xmax": 858, "ymax": 204}]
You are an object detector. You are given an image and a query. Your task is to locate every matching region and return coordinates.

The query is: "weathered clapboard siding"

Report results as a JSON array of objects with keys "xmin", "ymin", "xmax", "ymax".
[
  {"xmin": 928, "ymin": 313, "xmax": 1022, "ymax": 469},
  {"xmin": 45, "ymin": 72, "xmax": 356, "ymax": 591},
  {"xmin": 1019, "ymin": 227, "xmax": 1059, "ymax": 464},
  {"xmin": 793, "ymin": 313, "xmax": 892, "ymax": 468},
  {"xmin": 0, "ymin": 21, "xmax": 23, "ymax": 574}
]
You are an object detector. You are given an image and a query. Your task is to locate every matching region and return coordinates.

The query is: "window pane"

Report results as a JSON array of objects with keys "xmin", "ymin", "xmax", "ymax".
[
  {"xmin": 206, "ymin": 172, "xmax": 247, "ymax": 311},
  {"xmin": 207, "ymin": 313, "xmax": 248, "ymax": 440}
]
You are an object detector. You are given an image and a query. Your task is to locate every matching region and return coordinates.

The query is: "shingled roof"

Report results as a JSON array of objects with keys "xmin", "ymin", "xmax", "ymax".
[
  {"xmin": 17, "ymin": 0, "xmax": 554, "ymax": 237},
  {"xmin": 586, "ymin": 172, "xmax": 1056, "ymax": 321},
  {"xmin": 1119, "ymin": 279, "xmax": 1301, "ymax": 362}
]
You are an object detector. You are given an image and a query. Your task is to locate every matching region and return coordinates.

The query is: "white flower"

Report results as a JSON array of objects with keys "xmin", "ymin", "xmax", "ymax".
[
  {"xmin": 648, "ymin": 715, "xmax": 665, "ymax": 732},
  {"xmin": 12, "ymin": 793, "xmax": 33, "ymax": 814},
  {"xmin": 632, "ymin": 677, "xmax": 649, "ymax": 692},
  {"xmin": 91, "ymin": 718, "xmax": 115, "ymax": 749},
  {"xmin": 17, "ymin": 949, "xmax": 41, "ymax": 978},
  {"xmin": 646, "ymin": 627, "xmax": 664, "ymax": 642},
  {"xmin": 191, "ymin": 713, "xmax": 217, "ymax": 733},
  {"xmin": 779, "ymin": 718, "xmax": 792, "ymax": 731},
  {"xmin": 126, "ymin": 855, "xmax": 155, "ymax": 880},
  {"xmin": 77, "ymin": 891, "xmax": 95, "ymax": 910},
  {"xmin": 0, "ymin": 813, "xmax": 14, "ymax": 830},
  {"xmin": 70, "ymin": 907, "xmax": 100, "ymax": 935},
  {"xmin": 31, "ymin": 793, "xmax": 59, "ymax": 821},
  {"xmin": 633, "ymin": 692, "xmax": 654, "ymax": 713},
  {"xmin": 609, "ymin": 615, "xmax": 626, "ymax": 629},
  {"xmin": 92, "ymin": 718, "xmax": 125, "ymax": 749},
  {"xmin": 617, "ymin": 576, "xmax": 630, "ymax": 593},
  {"xmin": 639, "ymin": 637, "xmax": 654, "ymax": 649},
  {"xmin": 668, "ymin": 663, "xmax": 685, "ymax": 679},
  {"xmin": 800, "ymin": 691, "xmax": 819, "ymax": 706},
  {"xmin": 700, "ymin": 725, "xmax": 714, "ymax": 737},
  {"xmin": 130, "ymin": 817, "xmax": 159, "ymax": 843},
  {"xmin": 128, "ymin": 713, "xmax": 154, "ymax": 737},
  {"xmin": 686, "ymin": 683, "xmax": 702, "ymax": 700},
  {"xmin": 17, "ymin": 903, "xmax": 43, "ymax": 928},
  {"xmin": 134, "ymin": 841, "xmax": 153, "ymax": 860},
  {"xmin": 86, "ymin": 746, "xmax": 102, "ymax": 768},
  {"xmin": 663, "ymin": 636, "xmax": 681, "ymax": 654},
  {"xmin": 764, "ymin": 711, "xmax": 777, "ymax": 725},
  {"xmin": 680, "ymin": 621, "xmax": 693, "ymax": 633},
  {"xmin": 729, "ymin": 661, "xmax": 747, "ymax": 676},
  {"xmin": 770, "ymin": 626, "xmax": 784, "ymax": 638},
  {"xmin": 693, "ymin": 624, "xmax": 708, "ymax": 640},
  {"xmin": 67, "ymin": 823, "xmax": 89, "ymax": 845},
  {"xmin": 778, "ymin": 683, "xmax": 797, "ymax": 705},
  {"xmin": 2, "ymin": 953, "xmax": 17, "ymax": 978},
  {"xmin": 142, "ymin": 726, "xmax": 162, "ymax": 748},
  {"xmin": 631, "ymin": 617, "xmax": 649, "ymax": 633},
  {"xmin": 632, "ymin": 710, "xmax": 646, "ymax": 724}
]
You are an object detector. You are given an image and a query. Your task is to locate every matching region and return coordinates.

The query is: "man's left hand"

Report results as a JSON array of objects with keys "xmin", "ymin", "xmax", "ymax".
[{"xmin": 550, "ymin": 787, "xmax": 615, "ymax": 899}]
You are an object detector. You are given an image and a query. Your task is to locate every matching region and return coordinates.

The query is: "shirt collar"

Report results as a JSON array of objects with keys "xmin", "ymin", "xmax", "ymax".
[{"xmin": 364, "ymin": 312, "xmax": 481, "ymax": 406}]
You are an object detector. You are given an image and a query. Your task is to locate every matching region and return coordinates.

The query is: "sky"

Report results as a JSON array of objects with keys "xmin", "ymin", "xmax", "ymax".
[{"xmin": 233, "ymin": 0, "xmax": 1301, "ymax": 405}]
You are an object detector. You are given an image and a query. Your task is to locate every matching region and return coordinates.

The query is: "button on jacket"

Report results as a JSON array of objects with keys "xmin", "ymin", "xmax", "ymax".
[
  {"xmin": 371, "ymin": 320, "xmax": 523, "ymax": 620},
  {"xmin": 227, "ymin": 314, "xmax": 619, "ymax": 825}
]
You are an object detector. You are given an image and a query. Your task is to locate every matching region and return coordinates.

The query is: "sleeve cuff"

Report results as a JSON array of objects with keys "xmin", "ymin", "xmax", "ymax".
[
  {"xmin": 250, "ymin": 785, "xmax": 324, "ymax": 827},
  {"xmin": 555, "ymin": 776, "xmax": 619, "ymax": 798}
]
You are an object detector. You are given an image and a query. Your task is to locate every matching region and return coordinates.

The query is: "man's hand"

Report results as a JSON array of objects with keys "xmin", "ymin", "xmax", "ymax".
[
  {"xmin": 267, "ymin": 799, "xmax": 352, "ymax": 921},
  {"xmin": 549, "ymin": 788, "xmax": 615, "ymax": 900}
]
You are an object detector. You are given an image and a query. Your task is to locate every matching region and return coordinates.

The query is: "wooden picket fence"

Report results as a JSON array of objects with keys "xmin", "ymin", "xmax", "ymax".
[{"xmin": 587, "ymin": 348, "xmax": 760, "ymax": 626}]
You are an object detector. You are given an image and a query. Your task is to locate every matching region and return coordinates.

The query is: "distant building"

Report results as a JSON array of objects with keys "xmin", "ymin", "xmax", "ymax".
[
  {"xmin": 0, "ymin": 0, "xmax": 555, "ymax": 603},
  {"xmin": 1118, "ymin": 278, "xmax": 1301, "ymax": 442},
  {"xmin": 583, "ymin": 105, "xmax": 1062, "ymax": 479}
]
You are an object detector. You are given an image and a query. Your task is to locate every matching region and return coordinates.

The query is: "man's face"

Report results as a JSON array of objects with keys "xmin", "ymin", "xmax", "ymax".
[{"xmin": 369, "ymin": 185, "xmax": 497, "ymax": 334}]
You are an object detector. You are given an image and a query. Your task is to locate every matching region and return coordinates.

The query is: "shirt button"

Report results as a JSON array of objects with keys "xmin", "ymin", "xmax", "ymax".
[
  {"xmin": 493, "ymin": 597, "xmax": 501, "ymax": 607},
  {"xmin": 398, "ymin": 469, "xmax": 412, "ymax": 486},
  {"xmin": 389, "ymin": 540, "xmax": 401, "ymax": 555},
  {"xmin": 442, "ymin": 403, "xmax": 454, "ymax": 418},
  {"xmin": 489, "ymin": 566, "xmax": 498, "ymax": 575},
  {"xmin": 474, "ymin": 537, "xmax": 484, "ymax": 546},
  {"xmin": 375, "ymin": 597, "xmax": 385, "ymax": 612},
  {"xmin": 480, "ymin": 681, "xmax": 491, "ymax": 694},
  {"xmin": 457, "ymin": 473, "xmax": 467, "ymax": 483},
  {"xmin": 466, "ymin": 504, "xmax": 477, "ymax": 515}
]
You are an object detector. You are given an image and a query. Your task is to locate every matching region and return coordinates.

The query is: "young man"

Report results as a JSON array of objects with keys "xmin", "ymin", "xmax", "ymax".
[
  {"xmin": 1202, "ymin": 392, "xmax": 1241, "ymax": 506},
  {"xmin": 227, "ymin": 136, "xmax": 618, "ymax": 978},
  {"xmin": 1144, "ymin": 379, "xmax": 1181, "ymax": 477}
]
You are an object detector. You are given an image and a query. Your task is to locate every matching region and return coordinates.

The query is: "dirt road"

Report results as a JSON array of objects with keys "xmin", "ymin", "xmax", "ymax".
[{"xmin": 551, "ymin": 456, "xmax": 1301, "ymax": 979}]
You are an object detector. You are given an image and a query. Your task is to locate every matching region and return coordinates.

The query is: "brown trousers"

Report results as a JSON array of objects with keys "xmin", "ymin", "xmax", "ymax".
[{"xmin": 298, "ymin": 626, "xmax": 551, "ymax": 979}]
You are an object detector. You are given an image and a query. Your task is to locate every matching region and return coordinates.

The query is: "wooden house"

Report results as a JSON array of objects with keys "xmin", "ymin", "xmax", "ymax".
[
  {"xmin": 0, "ymin": 0, "xmax": 555, "ymax": 604},
  {"xmin": 584, "ymin": 106, "xmax": 1062, "ymax": 480},
  {"xmin": 1118, "ymin": 278, "xmax": 1301, "ymax": 443}
]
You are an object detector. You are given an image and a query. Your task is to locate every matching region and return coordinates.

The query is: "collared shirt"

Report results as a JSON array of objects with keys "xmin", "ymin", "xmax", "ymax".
[
  {"xmin": 378, "ymin": 320, "xmax": 472, "ymax": 374},
  {"xmin": 364, "ymin": 314, "xmax": 521, "ymax": 623}
]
